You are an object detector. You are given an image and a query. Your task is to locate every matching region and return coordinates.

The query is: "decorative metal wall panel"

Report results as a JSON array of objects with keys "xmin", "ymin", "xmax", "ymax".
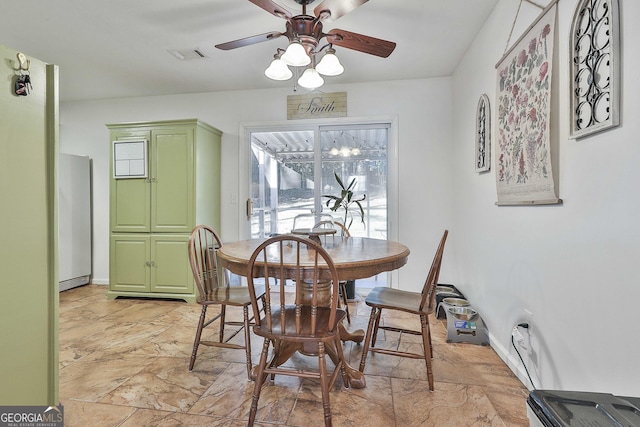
[
  {"xmin": 569, "ymin": 0, "xmax": 620, "ymax": 138},
  {"xmin": 476, "ymin": 94, "xmax": 491, "ymax": 172}
]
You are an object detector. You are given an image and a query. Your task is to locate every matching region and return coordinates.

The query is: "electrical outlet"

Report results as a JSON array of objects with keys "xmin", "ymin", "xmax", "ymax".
[
  {"xmin": 524, "ymin": 309, "xmax": 533, "ymax": 334},
  {"xmin": 512, "ymin": 326, "xmax": 527, "ymax": 349}
]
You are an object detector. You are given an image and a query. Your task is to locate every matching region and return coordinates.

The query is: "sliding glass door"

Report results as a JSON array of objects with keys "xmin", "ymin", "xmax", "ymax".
[
  {"xmin": 249, "ymin": 129, "xmax": 316, "ymax": 237},
  {"xmin": 249, "ymin": 124, "xmax": 389, "ymax": 240},
  {"xmin": 319, "ymin": 125, "xmax": 388, "ymax": 238}
]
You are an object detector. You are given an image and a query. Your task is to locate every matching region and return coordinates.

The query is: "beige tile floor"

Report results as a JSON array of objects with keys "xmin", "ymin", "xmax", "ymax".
[{"xmin": 59, "ymin": 285, "xmax": 530, "ymax": 426}]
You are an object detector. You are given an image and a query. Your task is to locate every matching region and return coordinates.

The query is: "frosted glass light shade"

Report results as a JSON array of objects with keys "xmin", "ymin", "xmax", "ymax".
[
  {"xmin": 265, "ymin": 58, "xmax": 292, "ymax": 80},
  {"xmin": 281, "ymin": 42, "xmax": 311, "ymax": 66},
  {"xmin": 316, "ymin": 52, "xmax": 344, "ymax": 76},
  {"xmin": 298, "ymin": 68, "xmax": 324, "ymax": 89}
]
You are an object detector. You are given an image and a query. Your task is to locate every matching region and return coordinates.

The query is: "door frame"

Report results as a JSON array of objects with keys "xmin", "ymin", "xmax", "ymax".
[{"xmin": 238, "ymin": 116, "xmax": 400, "ymax": 286}]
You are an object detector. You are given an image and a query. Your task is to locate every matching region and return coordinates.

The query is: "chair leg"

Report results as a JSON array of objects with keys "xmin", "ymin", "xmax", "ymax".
[
  {"xmin": 371, "ymin": 308, "xmax": 382, "ymax": 347},
  {"xmin": 420, "ymin": 314, "xmax": 434, "ymax": 391},
  {"xmin": 242, "ymin": 305, "xmax": 253, "ymax": 380},
  {"xmin": 334, "ymin": 334, "xmax": 350, "ymax": 388},
  {"xmin": 317, "ymin": 342, "xmax": 333, "ymax": 427},
  {"xmin": 189, "ymin": 304, "xmax": 207, "ymax": 371},
  {"xmin": 339, "ymin": 282, "xmax": 351, "ymax": 324},
  {"xmin": 428, "ymin": 314, "xmax": 434, "ymax": 359},
  {"xmin": 359, "ymin": 306, "xmax": 378, "ymax": 373},
  {"xmin": 248, "ymin": 338, "xmax": 271, "ymax": 426},
  {"xmin": 268, "ymin": 339, "xmax": 281, "ymax": 381},
  {"xmin": 218, "ymin": 305, "xmax": 226, "ymax": 343}
]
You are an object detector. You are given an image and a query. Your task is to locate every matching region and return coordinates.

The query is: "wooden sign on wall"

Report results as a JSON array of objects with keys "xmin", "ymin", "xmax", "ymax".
[{"xmin": 287, "ymin": 92, "xmax": 347, "ymax": 120}]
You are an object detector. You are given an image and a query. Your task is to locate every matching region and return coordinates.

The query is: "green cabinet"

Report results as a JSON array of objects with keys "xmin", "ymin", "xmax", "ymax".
[
  {"xmin": 107, "ymin": 119, "xmax": 221, "ymax": 302},
  {"xmin": 109, "ymin": 234, "xmax": 192, "ymax": 295}
]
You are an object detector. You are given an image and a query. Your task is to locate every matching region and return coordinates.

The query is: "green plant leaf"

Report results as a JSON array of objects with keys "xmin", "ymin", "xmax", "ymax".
[{"xmin": 321, "ymin": 173, "xmax": 367, "ymax": 229}]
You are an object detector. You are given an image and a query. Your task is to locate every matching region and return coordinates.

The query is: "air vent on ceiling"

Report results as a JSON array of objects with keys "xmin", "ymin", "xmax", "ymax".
[{"xmin": 168, "ymin": 49, "xmax": 207, "ymax": 60}]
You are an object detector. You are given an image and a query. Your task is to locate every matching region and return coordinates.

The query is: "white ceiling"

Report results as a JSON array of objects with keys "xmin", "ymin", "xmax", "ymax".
[{"xmin": 0, "ymin": 0, "xmax": 498, "ymax": 102}]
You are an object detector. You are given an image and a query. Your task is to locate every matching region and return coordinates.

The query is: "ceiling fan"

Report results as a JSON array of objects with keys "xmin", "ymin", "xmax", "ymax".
[{"xmin": 215, "ymin": 0, "xmax": 396, "ymax": 88}]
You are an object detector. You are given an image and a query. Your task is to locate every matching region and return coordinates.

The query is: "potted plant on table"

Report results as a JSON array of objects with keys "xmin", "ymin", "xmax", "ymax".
[
  {"xmin": 322, "ymin": 173, "xmax": 366, "ymax": 232},
  {"xmin": 322, "ymin": 173, "xmax": 366, "ymax": 300}
]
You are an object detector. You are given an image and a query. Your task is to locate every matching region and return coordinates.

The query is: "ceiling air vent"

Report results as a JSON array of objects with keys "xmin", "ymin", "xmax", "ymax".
[{"xmin": 168, "ymin": 49, "xmax": 207, "ymax": 60}]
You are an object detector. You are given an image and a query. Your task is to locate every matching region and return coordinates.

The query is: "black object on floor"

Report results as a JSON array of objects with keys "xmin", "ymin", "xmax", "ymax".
[{"xmin": 527, "ymin": 389, "xmax": 640, "ymax": 426}]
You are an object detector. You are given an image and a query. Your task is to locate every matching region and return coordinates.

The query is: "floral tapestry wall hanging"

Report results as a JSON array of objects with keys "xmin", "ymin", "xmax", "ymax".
[{"xmin": 494, "ymin": 3, "xmax": 561, "ymax": 205}]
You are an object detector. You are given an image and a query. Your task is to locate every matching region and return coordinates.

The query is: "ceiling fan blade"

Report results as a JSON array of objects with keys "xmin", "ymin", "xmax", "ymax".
[
  {"xmin": 248, "ymin": 0, "xmax": 292, "ymax": 19},
  {"xmin": 215, "ymin": 31, "xmax": 284, "ymax": 50},
  {"xmin": 326, "ymin": 28, "xmax": 396, "ymax": 58},
  {"xmin": 314, "ymin": 0, "xmax": 368, "ymax": 22}
]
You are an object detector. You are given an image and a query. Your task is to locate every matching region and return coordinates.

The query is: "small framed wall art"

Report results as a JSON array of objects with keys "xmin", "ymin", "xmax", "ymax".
[{"xmin": 475, "ymin": 94, "xmax": 491, "ymax": 172}]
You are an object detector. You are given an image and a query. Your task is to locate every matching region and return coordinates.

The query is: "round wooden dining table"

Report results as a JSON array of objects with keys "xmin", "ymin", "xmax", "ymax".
[
  {"xmin": 217, "ymin": 235, "xmax": 410, "ymax": 388},
  {"xmin": 218, "ymin": 236, "xmax": 410, "ymax": 281}
]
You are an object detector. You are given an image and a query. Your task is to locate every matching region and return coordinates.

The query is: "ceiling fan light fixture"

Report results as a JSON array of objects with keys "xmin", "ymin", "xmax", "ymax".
[
  {"xmin": 298, "ymin": 68, "xmax": 324, "ymax": 89},
  {"xmin": 214, "ymin": 1, "xmax": 396, "ymax": 89},
  {"xmin": 316, "ymin": 48, "xmax": 344, "ymax": 76},
  {"xmin": 281, "ymin": 41, "xmax": 311, "ymax": 66},
  {"xmin": 265, "ymin": 56, "xmax": 292, "ymax": 80}
]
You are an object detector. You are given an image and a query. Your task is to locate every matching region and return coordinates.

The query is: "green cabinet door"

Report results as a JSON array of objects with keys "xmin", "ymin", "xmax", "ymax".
[
  {"xmin": 109, "ymin": 234, "xmax": 151, "ymax": 292},
  {"xmin": 151, "ymin": 128, "xmax": 194, "ymax": 233},
  {"xmin": 150, "ymin": 235, "xmax": 192, "ymax": 294},
  {"xmin": 109, "ymin": 127, "xmax": 195, "ymax": 233},
  {"xmin": 109, "ymin": 234, "xmax": 193, "ymax": 297},
  {"xmin": 110, "ymin": 130, "xmax": 152, "ymax": 232}
]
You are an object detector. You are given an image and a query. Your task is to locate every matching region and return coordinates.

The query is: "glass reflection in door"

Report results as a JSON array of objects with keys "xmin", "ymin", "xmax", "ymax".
[
  {"xmin": 320, "ymin": 126, "xmax": 388, "ymax": 238},
  {"xmin": 250, "ymin": 130, "xmax": 317, "ymax": 238}
]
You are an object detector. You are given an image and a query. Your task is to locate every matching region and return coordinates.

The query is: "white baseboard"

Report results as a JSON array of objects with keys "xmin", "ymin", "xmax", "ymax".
[
  {"xmin": 487, "ymin": 330, "xmax": 534, "ymax": 391},
  {"xmin": 59, "ymin": 275, "xmax": 91, "ymax": 291}
]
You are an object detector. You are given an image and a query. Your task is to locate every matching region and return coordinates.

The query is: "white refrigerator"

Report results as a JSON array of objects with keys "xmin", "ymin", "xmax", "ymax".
[{"xmin": 58, "ymin": 153, "xmax": 92, "ymax": 291}]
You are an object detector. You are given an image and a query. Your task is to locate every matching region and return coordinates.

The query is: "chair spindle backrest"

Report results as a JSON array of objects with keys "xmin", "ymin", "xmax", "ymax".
[
  {"xmin": 419, "ymin": 230, "xmax": 449, "ymax": 312},
  {"xmin": 314, "ymin": 220, "xmax": 351, "ymax": 238},
  {"xmin": 292, "ymin": 213, "xmax": 334, "ymax": 231},
  {"xmin": 247, "ymin": 235, "xmax": 341, "ymax": 337},
  {"xmin": 188, "ymin": 225, "xmax": 224, "ymax": 297}
]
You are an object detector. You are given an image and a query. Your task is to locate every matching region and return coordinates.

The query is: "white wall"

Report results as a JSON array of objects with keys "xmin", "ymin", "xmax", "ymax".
[
  {"xmin": 60, "ymin": 78, "xmax": 454, "ymax": 295},
  {"xmin": 452, "ymin": 0, "xmax": 640, "ymax": 396}
]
